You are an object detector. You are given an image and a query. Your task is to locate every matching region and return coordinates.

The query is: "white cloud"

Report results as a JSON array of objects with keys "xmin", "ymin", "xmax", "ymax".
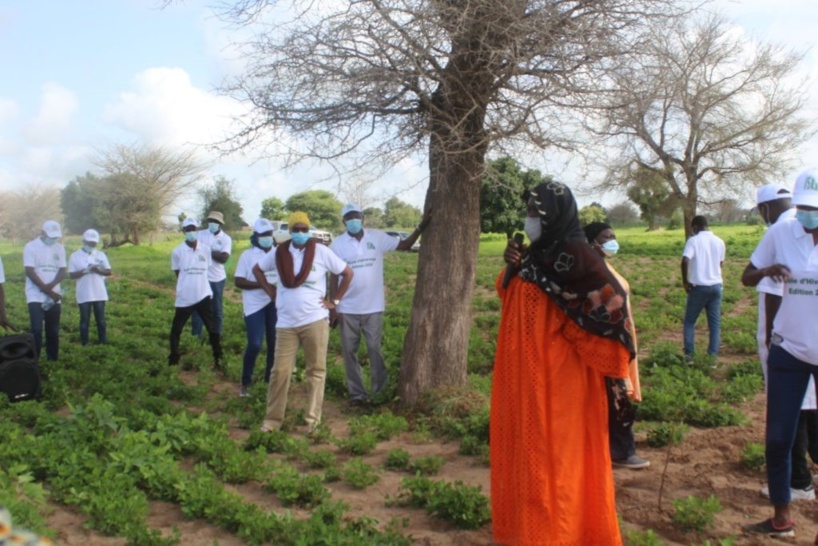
[
  {"xmin": 22, "ymin": 82, "xmax": 79, "ymax": 146},
  {"xmin": 103, "ymin": 67, "xmax": 247, "ymax": 150},
  {"xmin": 0, "ymin": 97, "xmax": 19, "ymax": 128}
]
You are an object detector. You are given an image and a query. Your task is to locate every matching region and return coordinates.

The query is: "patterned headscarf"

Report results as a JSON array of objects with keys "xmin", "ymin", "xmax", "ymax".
[{"xmin": 520, "ymin": 182, "xmax": 635, "ymax": 357}]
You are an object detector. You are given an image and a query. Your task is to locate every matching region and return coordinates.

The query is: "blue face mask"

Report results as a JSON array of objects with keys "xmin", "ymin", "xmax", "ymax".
[
  {"xmin": 185, "ymin": 231, "xmax": 198, "ymax": 243},
  {"xmin": 83, "ymin": 244, "xmax": 95, "ymax": 253},
  {"xmin": 796, "ymin": 210, "xmax": 818, "ymax": 230},
  {"xmin": 290, "ymin": 232, "xmax": 312, "ymax": 246},
  {"xmin": 600, "ymin": 240, "xmax": 620, "ymax": 257},
  {"xmin": 258, "ymin": 236, "xmax": 273, "ymax": 249},
  {"xmin": 42, "ymin": 237, "xmax": 57, "ymax": 246},
  {"xmin": 345, "ymin": 219, "xmax": 363, "ymax": 235},
  {"xmin": 208, "ymin": 222, "xmax": 220, "ymax": 234}
]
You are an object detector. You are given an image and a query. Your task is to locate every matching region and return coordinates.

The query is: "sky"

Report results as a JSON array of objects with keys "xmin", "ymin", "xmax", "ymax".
[{"xmin": 1, "ymin": 0, "xmax": 817, "ymax": 223}]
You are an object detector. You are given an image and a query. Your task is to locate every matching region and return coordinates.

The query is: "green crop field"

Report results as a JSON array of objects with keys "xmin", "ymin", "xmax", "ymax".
[{"xmin": 0, "ymin": 225, "xmax": 773, "ymax": 545}]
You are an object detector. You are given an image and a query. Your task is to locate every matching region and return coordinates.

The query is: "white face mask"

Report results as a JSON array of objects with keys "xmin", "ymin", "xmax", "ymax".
[{"xmin": 524, "ymin": 217, "xmax": 542, "ymax": 243}]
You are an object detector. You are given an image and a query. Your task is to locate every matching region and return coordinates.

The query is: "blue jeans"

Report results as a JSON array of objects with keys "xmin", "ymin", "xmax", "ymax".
[
  {"xmin": 766, "ymin": 345, "xmax": 818, "ymax": 505},
  {"xmin": 79, "ymin": 301, "xmax": 107, "ymax": 345},
  {"xmin": 28, "ymin": 302, "xmax": 61, "ymax": 361},
  {"xmin": 683, "ymin": 284, "xmax": 722, "ymax": 356},
  {"xmin": 241, "ymin": 302, "xmax": 277, "ymax": 387},
  {"xmin": 192, "ymin": 280, "xmax": 225, "ymax": 336}
]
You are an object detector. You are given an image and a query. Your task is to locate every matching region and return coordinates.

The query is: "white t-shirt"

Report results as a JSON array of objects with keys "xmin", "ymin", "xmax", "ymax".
[
  {"xmin": 196, "ymin": 229, "xmax": 232, "ymax": 282},
  {"xmin": 751, "ymin": 218, "xmax": 818, "ymax": 365},
  {"xmin": 23, "ymin": 237, "xmax": 67, "ymax": 303},
  {"xmin": 682, "ymin": 230, "xmax": 725, "ymax": 286},
  {"xmin": 171, "ymin": 241, "xmax": 213, "ymax": 308},
  {"xmin": 256, "ymin": 243, "xmax": 348, "ymax": 328},
  {"xmin": 69, "ymin": 248, "xmax": 111, "ymax": 304},
  {"xmin": 235, "ymin": 246, "xmax": 277, "ymax": 317},
  {"xmin": 330, "ymin": 230, "xmax": 399, "ymax": 314},
  {"xmin": 756, "ymin": 208, "xmax": 797, "ymax": 299},
  {"xmin": 0, "ymin": 256, "xmax": 4, "ymax": 283}
]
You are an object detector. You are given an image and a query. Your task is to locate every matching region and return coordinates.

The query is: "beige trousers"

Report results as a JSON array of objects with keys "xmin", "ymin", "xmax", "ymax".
[{"xmin": 263, "ymin": 318, "xmax": 329, "ymax": 430}]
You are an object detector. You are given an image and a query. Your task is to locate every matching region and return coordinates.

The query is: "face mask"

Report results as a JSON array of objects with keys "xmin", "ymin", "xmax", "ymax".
[
  {"xmin": 258, "ymin": 236, "xmax": 273, "ymax": 249},
  {"xmin": 290, "ymin": 232, "xmax": 311, "ymax": 246},
  {"xmin": 600, "ymin": 240, "xmax": 620, "ymax": 257},
  {"xmin": 524, "ymin": 217, "xmax": 542, "ymax": 243},
  {"xmin": 345, "ymin": 219, "xmax": 363, "ymax": 235},
  {"xmin": 83, "ymin": 244, "xmax": 95, "ymax": 253},
  {"xmin": 796, "ymin": 210, "xmax": 818, "ymax": 230},
  {"xmin": 43, "ymin": 237, "xmax": 57, "ymax": 246},
  {"xmin": 208, "ymin": 222, "xmax": 220, "ymax": 234},
  {"xmin": 185, "ymin": 231, "xmax": 198, "ymax": 243}
]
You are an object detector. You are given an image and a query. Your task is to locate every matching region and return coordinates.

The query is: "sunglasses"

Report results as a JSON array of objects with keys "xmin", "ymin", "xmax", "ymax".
[{"xmin": 290, "ymin": 227, "xmax": 309, "ymax": 233}]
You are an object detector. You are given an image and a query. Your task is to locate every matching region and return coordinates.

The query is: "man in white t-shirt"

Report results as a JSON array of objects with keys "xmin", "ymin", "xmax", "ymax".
[
  {"xmin": 234, "ymin": 218, "xmax": 278, "ymax": 397},
  {"xmin": 329, "ymin": 203, "xmax": 429, "ymax": 406},
  {"xmin": 741, "ymin": 169, "xmax": 818, "ymax": 538},
  {"xmin": 680, "ymin": 215, "xmax": 726, "ymax": 359},
  {"xmin": 742, "ymin": 184, "xmax": 816, "ymax": 502},
  {"xmin": 0, "ymin": 256, "xmax": 14, "ymax": 330},
  {"xmin": 169, "ymin": 218, "xmax": 223, "ymax": 369},
  {"xmin": 69, "ymin": 229, "xmax": 112, "ymax": 346},
  {"xmin": 253, "ymin": 211, "xmax": 354, "ymax": 433},
  {"xmin": 191, "ymin": 211, "xmax": 232, "ymax": 339},
  {"xmin": 23, "ymin": 220, "xmax": 67, "ymax": 361}
]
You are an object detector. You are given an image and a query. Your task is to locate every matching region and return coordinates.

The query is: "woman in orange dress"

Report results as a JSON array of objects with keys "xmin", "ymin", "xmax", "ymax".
[
  {"xmin": 584, "ymin": 221, "xmax": 649, "ymax": 470},
  {"xmin": 490, "ymin": 182, "xmax": 634, "ymax": 546}
]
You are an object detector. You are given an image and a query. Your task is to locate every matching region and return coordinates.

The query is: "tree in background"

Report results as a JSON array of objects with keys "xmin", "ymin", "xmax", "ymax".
[
  {"xmin": 578, "ymin": 205, "xmax": 607, "ymax": 227},
  {"xmin": 260, "ymin": 197, "xmax": 286, "ymax": 221},
  {"xmin": 606, "ymin": 202, "xmax": 640, "ymax": 226},
  {"xmin": 595, "ymin": 14, "xmax": 811, "ymax": 237},
  {"xmin": 205, "ymin": 0, "xmax": 682, "ymax": 406},
  {"xmin": 61, "ymin": 173, "xmax": 100, "ymax": 235},
  {"xmin": 626, "ymin": 165, "xmax": 677, "ymax": 231},
  {"xmin": 285, "ymin": 190, "xmax": 343, "ymax": 231},
  {"xmin": 480, "ymin": 157, "xmax": 543, "ymax": 238},
  {"xmin": 384, "ymin": 197, "xmax": 422, "ymax": 229},
  {"xmin": 0, "ymin": 185, "xmax": 62, "ymax": 241},
  {"xmin": 197, "ymin": 176, "xmax": 245, "ymax": 229},
  {"xmin": 92, "ymin": 143, "xmax": 204, "ymax": 243},
  {"xmin": 362, "ymin": 207, "xmax": 385, "ymax": 229}
]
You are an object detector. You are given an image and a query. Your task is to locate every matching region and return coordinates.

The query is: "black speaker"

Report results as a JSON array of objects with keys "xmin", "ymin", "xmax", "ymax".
[{"xmin": 0, "ymin": 334, "xmax": 41, "ymax": 403}]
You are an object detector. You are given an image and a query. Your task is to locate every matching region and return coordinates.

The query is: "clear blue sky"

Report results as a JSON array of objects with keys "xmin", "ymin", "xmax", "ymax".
[{"xmin": 1, "ymin": 0, "xmax": 816, "ymax": 220}]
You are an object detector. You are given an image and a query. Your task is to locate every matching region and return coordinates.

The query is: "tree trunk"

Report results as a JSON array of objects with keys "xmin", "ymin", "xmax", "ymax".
[{"xmin": 132, "ymin": 226, "xmax": 141, "ymax": 246}]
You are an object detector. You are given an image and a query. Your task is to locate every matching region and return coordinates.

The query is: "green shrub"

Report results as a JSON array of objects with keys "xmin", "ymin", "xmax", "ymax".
[
  {"xmin": 395, "ymin": 477, "xmax": 490, "ymax": 530},
  {"xmin": 624, "ymin": 528, "xmax": 664, "ymax": 546},
  {"xmin": 342, "ymin": 458, "xmax": 380, "ymax": 489},
  {"xmin": 336, "ymin": 430, "xmax": 379, "ymax": 455},
  {"xmin": 384, "ymin": 449, "xmax": 411, "ymax": 471},
  {"xmin": 303, "ymin": 449, "xmax": 337, "ymax": 470},
  {"xmin": 264, "ymin": 463, "xmax": 329, "ymax": 508},
  {"xmin": 646, "ymin": 423, "xmax": 687, "ymax": 448},
  {"xmin": 671, "ymin": 495, "xmax": 721, "ymax": 532},
  {"xmin": 740, "ymin": 443, "xmax": 765, "ymax": 471},
  {"xmin": 408, "ymin": 456, "xmax": 446, "ymax": 476}
]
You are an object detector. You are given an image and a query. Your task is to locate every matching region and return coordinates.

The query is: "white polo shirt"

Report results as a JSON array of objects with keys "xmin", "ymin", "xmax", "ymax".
[
  {"xmin": 256, "ymin": 243, "xmax": 348, "ymax": 328},
  {"xmin": 235, "ymin": 246, "xmax": 277, "ymax": 317},
  {"xmin": 682, "ymin": 230, "xmax": 725, "ymax": 286},
  {"xmin": 196, "ymin": 229, "xmax": 232, "ymax": 283},
  {"xmin": 171, "ymin": 241, "xmax": 213, "ymax": 308},
  {"xmin": 23, "ymin": 237, "xmax": 67, "ymax": 303},
  {"xmin": 69, "ymin": 248, "xmax": 111, "ymax": 304},
  {"xmin": 330, "ymin": 230, "xmax": 399, "ymax": 314},
  {"xmin": 0, "ymin": 256, "xmax": 4, "ymax": 283},
  {"xmin": 752, "ymin": 217, "xmax": 818, "ymax": 365}
]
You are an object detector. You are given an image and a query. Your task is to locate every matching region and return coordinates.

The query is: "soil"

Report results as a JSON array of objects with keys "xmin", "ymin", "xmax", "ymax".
[{"xmin": 42, "ymin": 369, "xmax": 801, "ymax": 546}]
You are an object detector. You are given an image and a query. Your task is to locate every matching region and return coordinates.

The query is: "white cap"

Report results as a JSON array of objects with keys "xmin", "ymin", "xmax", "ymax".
[
  {"xmin": 341, "ymin": 203, "xmax": 362, "ymax": 217},
  {"xmin": 793, "ymin": 169, "xmax": 818, "ymax": 208},
  {"xmin": 756, "ymin": 183, "xmax": 791, "ymax": 205},
  {"xmin": 182, "ymin": 217, "xmax": 198, "ymax": 229},
  {"xmin": 42, "ymin": 220, "xmax": 62, "ymax": 238},
  {"xmin": 253, "ymin": 218, "xmax": 274, "ymax": 233},
  {"xmin": 82, "ymin": 229, "xmax": 100, "ymax": 243}
]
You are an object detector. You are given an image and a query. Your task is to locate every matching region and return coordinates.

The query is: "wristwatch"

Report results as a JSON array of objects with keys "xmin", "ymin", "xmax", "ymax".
[{"xmin": 333, "ymin": 299, "xmax": 340, "ymax": 306}]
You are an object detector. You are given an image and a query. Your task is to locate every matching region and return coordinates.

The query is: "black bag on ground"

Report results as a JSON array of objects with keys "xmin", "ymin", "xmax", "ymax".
[{"xmin": 0, "ymin": 334, "xmax": 41, "ymax": 403}]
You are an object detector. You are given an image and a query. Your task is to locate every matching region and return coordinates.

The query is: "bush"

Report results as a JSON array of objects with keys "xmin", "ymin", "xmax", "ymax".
[
  {"xmin": 740, "ymin": 443, "xmax": 765, "ymax": 471},
  {"xmin": 384, "ymin": 449, "xmax": 411, "ymax": 471},
  {"xmin": 408, "ymin": 456, "xmax": 446, "ymax": 476},
  {"xmin": 342, "ymin": 458, "xmax": 380, "ymax": 489},
  {"xmin": 646, "ymin": 423, "xmax": 687, "ymax": 448},
  {"xmin": 671, "ymin": 495, "xmax": 721, "ymax": 532},
  {"xmin": 395, "ymin": 477, "xmax": 491, "ymax": 530}
]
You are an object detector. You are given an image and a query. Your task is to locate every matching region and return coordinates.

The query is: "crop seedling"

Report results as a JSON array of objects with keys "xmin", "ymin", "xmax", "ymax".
[
  {"xmin": 740, "ymin": 443, "xmax": 765, "ymax": 471},
  {"xmin": 408, "ymin": 455, "xmax": 446, "ymax": 476},
  {"xmin": 671, "ymin": 495, "xmax": 722, "ymax": 532},
  {"xmin": 646, "ymin": 423, "xmax": 687, "ymax": 448},
  {"xmin": 384, "ymin": 449, "xmax": 411, "ymax": 471},
  {"xmin": 342, "ymin": 458, "xmax": 380, "ymax": 489}
]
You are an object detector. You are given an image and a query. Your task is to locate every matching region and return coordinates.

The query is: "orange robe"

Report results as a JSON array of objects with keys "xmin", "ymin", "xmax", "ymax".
[{"xmin": 490, "ymin": 272, "xmax": 630, "ymax": 546}]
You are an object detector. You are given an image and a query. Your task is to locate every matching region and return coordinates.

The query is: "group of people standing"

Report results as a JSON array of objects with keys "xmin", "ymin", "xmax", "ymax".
[{"xmin": 0, "ymin": 221, "xmax": 112, "ymax": 360}]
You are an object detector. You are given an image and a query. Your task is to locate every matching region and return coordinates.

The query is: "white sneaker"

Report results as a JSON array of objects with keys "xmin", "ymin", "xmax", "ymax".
[
  {"xmin": 239, "ymin": 386, "xmax": 249, "ymax": 398},
  {"xmin": 760, "ymin": 484, "xmax": 815, "ymax": 501}
]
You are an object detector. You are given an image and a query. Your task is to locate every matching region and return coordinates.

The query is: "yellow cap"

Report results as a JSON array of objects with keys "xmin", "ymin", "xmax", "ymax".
[{"xmin": 287, "ymin": 211, "xmax": 310, "ymax": 227}]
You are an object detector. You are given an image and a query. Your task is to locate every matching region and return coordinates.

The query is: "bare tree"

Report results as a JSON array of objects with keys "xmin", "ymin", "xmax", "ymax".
[
  {"xmin": 93, "ymin": 142, "xmax": 205, "ymax": 217},
  {"xmin": 593, "ymin": 13, "xmax": 812, "ymax": 237},
  {"xmin": 210, "ymin": 0, "xmax": 680, "ymax": 406},
  {"xmin": 0, "ymin": 185, "xmax": 62, "ymax": 242}
]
